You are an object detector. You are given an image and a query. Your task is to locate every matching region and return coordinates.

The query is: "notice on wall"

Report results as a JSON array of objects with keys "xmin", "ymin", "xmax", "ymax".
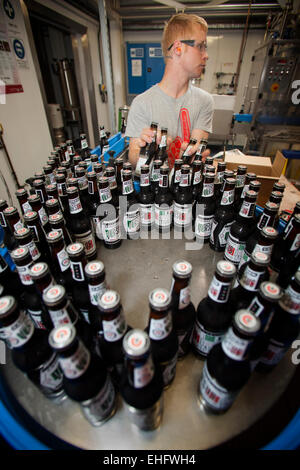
[
  {"xmin": 131, "ymin": 59, "xmax": 142, "ymax": 77},
  {"xmin": 0, "ymin": 0, "xmax": 28, "ymax": 94}
]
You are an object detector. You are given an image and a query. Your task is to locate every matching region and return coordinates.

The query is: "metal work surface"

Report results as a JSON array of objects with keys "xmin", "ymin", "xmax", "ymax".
[{"xmin": 1, "ymin": 237, "xmax": 297, "ymax": 449}]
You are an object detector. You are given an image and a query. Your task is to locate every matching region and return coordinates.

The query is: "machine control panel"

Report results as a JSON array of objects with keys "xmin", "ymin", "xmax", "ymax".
[{"xmin": 262, "ymin": 56, "xmax": 297, "ymax": 94}]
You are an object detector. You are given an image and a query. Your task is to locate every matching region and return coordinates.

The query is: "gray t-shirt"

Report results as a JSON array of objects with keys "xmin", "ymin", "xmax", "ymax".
[{"xmin": 125, "ymin": 83, "xmax": 214, "ymax": 141}]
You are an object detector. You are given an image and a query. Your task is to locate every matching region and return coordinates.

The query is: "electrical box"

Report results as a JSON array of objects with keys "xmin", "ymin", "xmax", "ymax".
[{"xmin": 126, "ymin": 43, "xmax": 165, "ymax": 99}]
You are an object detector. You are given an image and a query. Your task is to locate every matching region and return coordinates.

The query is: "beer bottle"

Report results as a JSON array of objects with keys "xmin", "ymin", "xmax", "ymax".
[
  {"xmin": 0, "ymin": 253, "xmax": 23, "ymax": 299},
  {"xmin": 98, "ymin": 176, "xmax": 121, "ymax": 249},
  {"xmin": 29, "ymin": 262, "xmax": 55, "ymax": 330},
  {"xmin": 43, "ymin": 165, "xmax": 55, "ymax": 186},
  {"xmin": 256, "ymin": 272, "xmax": 300, "ymax": 372},
  {"xmin": 145, "ymin": 122, "xmax": 158, "ymax": 165},
  {"xmin": 55, "ymin": 172, "xmax": 70, "ymax": 225},
  {"xmin": 271, "ymin": 212, "xmax": 300, "ymax": 274},
  {"xmin": 66, "ymin": 186, "xmax": 97, "ymax": 260},
  {"xmin": 154, "ymin": 165, "xmax": 173, "ymax": 233},
  {"xmin": 224, "ymin": 190, "xmax": 257, "ymax": 265},
  {"xmin": 170, "ymin": 260, "xmax": 196, "ymax": 359},
  {"xmin": 139, "ymin": 164, "xmax": 155, "ymax": 232},
  {"xmin": 94, "ymin": 162, "xmax": 104, "ymax": 181},
  {"xmin": 114, "ymin": 156, "xmax": 123, "ymax": 196},
  {"xmin": 14, "ymin": 227, "xmax": 42, "ymax": 263},
  {"xmin": 97, "ymin": 290, "xmax": 129, "ymax": 383},
  {"xmin": 90, "ymin": 154, "xmax": 99, "ymax": 170},
  {"xmin": 236, "ymin": 172, "xmax": 256, "ymax": 214},
  {"xmin": 203, "ymin": 160, "xmax": 215, "ymax": 177},
  {"xmin": 150, "ymin": 160, "xmax": 163, "ymax": 196},
  {"xmin": 198, "ymin": 310, "xmax": 261, "ymax": 414},
  {"xmin": 66, "ymin": 242, "xmax": 90, "ymax": 323},
  {"xmin": 229, "ymin": 251, "xmax": 270, "ymax": 312},
  {"xmin": 157, "ymin": 127, "xmax": 168, "ymax": 163},
  {"xmin": 23, "ymin": 210, "xmax": 53, "ymax": 269},
  {"xmin": 120, "ymin": 329, "xmax": 164, "ymax": 431},
  {"xmin": 66, "ymin": 139, "xmax": 75, "ymax": 160},
  {"xmin": 233, "ymin": 165, "xmax": 247, "ymax": 212},
  {"xmin": 174, "ymin": 164, "xmax": 193, "ymax": 233},
  {"xmin": 195, "ymin": 138, "xmax": 208, "ymax": 160},
  {"xmin": 268, "ymin": 190, "xmax": 283, "ymax": 206},
  {"xmin": 46, "ymin": 230, "xmax": 73, "ymax": 294},
  {"xmin": 274, "ymin": 214, "xmax": 300, "ymax": 288},
  {"xmin": 238, "ymin": 226, "xmax": 278, "ymax": 278},
  {"xmin": 0, "ymin": 296, "xmax": 65, "ymax": 400},
  {"xmin": 85, "ymin": 261, "xmax": 107, "ymax": 341},
  {"xmin": 192, "ymin": 260, "xmax": 236, "ymax": 358},
  {"xmin": 105, "ymin": 166, "xmax": 119, "ymax": 208},
  {"xmin": 182, "ymin": 137, "xmax": 198, "ymax": 165},
  {"xmin": 79, "ymin": 133, "xmax": 90, "ymax": 160},
  {"xmin": 273, "ymin": 181, "xmax": 285, "ymax": 194},
  {"xmin": 191, "ymin": 159, "xmax": 203, "ymax": 202},
  {"xmin": 147, "ymin": 288, "xmax": 179, "ymax": 388},
  {"xmin": 210, "ymin": 177, "xmax": 236, "ymax": 252},
  {"xmin": 27, "ymin": 194, "xmax": 51, "ymax": 235},
  {"xmin": 49, "ymin": 324, "xmax": 116, "ymax": 425},
  {"xmin": 170, "ymin": 159, "xmax": 183, "ymax": 198},
  {"xmin": 0, "ymin": 200, "xmax": 18, "ymax": 253},
  {"xmin": 33, "ymin": 179, "xmax": 47, "ymax": 208},
  {"xmin": 87, "ymin": 170, "xmax": 101, "ymax": 236},
  {"xmin": 194, "ymin": 172, "xmax": 216, "ymax": 244},
  {"xmin": 76, "ymin": 167, "xmax": 92, "ymax": 215},
  {"xmin": 121, "ymin": 169, "xmax": 140, "ymax": 240},
  {"xmin": 45, "ymin": 198, "xmax": 62, "ymax": 219},
  {"xmin": 3, "ymin": 206, "xmax": 24, "ymax": 235},
  {"xmin": 16, "ymin": 188, "xmax": 32, "ymax": 216},
  {"xmin": 249, "ymin": 180, "xmax": 261, "ymax": 196},
  {"xmin": 49, "ymin": 213, "xmax": 73, "ymax": 246},
  {"xmin": 214, "ymin": 161, "xmax": 226, "ymax": 203},
  {"xmin": 45, "ymin": 183, "xmax": 61, "ymax": 206}
]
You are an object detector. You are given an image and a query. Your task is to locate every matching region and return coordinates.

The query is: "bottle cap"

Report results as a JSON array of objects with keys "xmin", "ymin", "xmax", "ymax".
[
  {"xmin": 244, "ymin": 190, "xmax": 257, "ymax": 200},
  {"xmin": 123, "ymin": 329, "xmax": 150, "ymax": 358},
  {"xmin": 45, "ymin": 198, "xmax": 59, "ymax": 208},
  {"xmin": 149, "ymin": 288, "xmax": 171, "ymax": 311},
  {"xmin": 66, "ymin": 186, "xmax": 78, "ymax": 195},
  {"xmin": 66, "ymin": 243, "xmax": 85, "ymax": 257},
  {"xmin": 11, "ymin": 246, "xmax": 30, "ymax": 262},
  {"xmin": 265, "ymin": 201, "xmax": 279, "ymax": 212},
  {"xmin": 250, "ymin": 251, "xmax": 270, "ymax": 266},
  {"xmin": 237, "ymin": 165, "xmax": 247, "ymax": 172},
  {"xmin": 260, "ymin": 282, "xmax": 283, "ymax": 302},
  {"xmin": 98, "ymin": 290, "xmax": 120, "ymax": 312},
  {"xmin": 49, "ymin": 213, "xmax": 64, "ymax": 223},
  {"xmin": 43, "ymin": 285, "xmax": 66, "ymax": 307},
  {"xmin": 172, "ymin": 260, "xmax": 192, "ymax": 278},
  {"xmin": 16, "ymin": 188, "xmax": 27, "ymax": 196},
  {"xmin": 23, "ymin": 211, "xmax": 38, "ymax": 221},
  {"xmin": 27, "ymin": 194, "xmax": 41, "ymax": 204},
  {"xmin": 216, "ymin": 260, "xmax": 236, "ymax": 278},
  {"xmin": 30, "ymin": 262, "xmax": 49, "ymax": 279},
  {"xmin": 0, "ymin": 296, "xmax": 16, "ymax": 319},
  {"xmin": 46, "ymin": 230, "xmax": 64, "ymax": 243},
  {"xmin": 85, "ymin": 261, "xmax": 105, "ymax": 278},
  {"xmin": 14, "ymin": 227, "xmax": 31, "ymax": 239},
  {"xmin": 233, "ymin": 310, "xmax": 261, "ymax": 336},
  {"xmin": 3, "ymin": 207, "xmax": 18, "ymax": 216},
  {"xmin": 49, "ymin": 324, "xmax": 76, "ymax": 351},
  {"xmin": 261, "ymin": 226, "xmax": 278, "ymax": 240}
]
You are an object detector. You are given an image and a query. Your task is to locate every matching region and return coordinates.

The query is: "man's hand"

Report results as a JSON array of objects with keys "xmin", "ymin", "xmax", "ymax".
[{"xmin": 179, "ymin": 140, "xmax": 210, "ymax": 163}]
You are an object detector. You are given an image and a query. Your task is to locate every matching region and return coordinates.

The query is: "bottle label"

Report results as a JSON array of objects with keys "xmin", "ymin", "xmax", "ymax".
[
  {"xmin": 225, "ymin": 234, "xmax": 245, "ymax": 264},
  {"xmin": 222, "ymin": 327, "xmax": 252, "ymax": 361},
  {"xmin": 195, "ymin": 214, "xmax": 214, "ymax": 239},
  {"xmin": 238, "ymin": 250, "xmax": 250, "ymax": 271},
  {"xmin": 0, "ymin": 310, "xmax": 34, "ymax": 349},
  {"xmin": 155, "ymin": 204, "xmax": 173, "ymax": 228},
  {"xmin": 70, "ymin": 261, "xmax": 85, "ymax": 282},
  {"xmin": 257, "ymin": 213, "xmax": 271, "ymax": 231},
  {"xmin": 102, "ymin": 308, "xmax": 127, "ymax": 342},
  {"xmin": 101, "ymin": 217, "xmax": 120, "ymax": 243},
  {"xmin": 48, "ymin": 305, "xmax": 72, "ymax": 328},
  {"xmin": 240, "ymin": 265, "xmax": 263, "ymax": 291},
  {"xmin": 81, "ymin": 375, "xmax": 116, "ymax": 425},
  {"xmin": 218, "ymin": 222, "xmax": 233, "ymax": 247},
  {"xmin": 259, "ymin": 339, "xmax": 287, "ymax": 367},
  {"xmin": 88, "ymin": 281, "xmax": 107, "ymax": 306},
  {"xmin": 35, "ymin": 189, "xmax": 45, "ymax": 204},
  {"xmin": 13, "ymin": 220, "xmax": 24, "ymax": 232},
  {"xmin": 193, "ymin": 170, "xmax": 201, "ymax": 185},
  {"xmin": 208, "ymin": 276, "xmax": 231, "ymax": 303},
  {"xmin": 57, "ymin": 182, "xmax": 67, "ymax": 197},
  {"xmin": 179, "ymin": 286, "xmax": 191, "ymax": 310},
  {"xmin": 81, "ymin": 138, "xmax": 88, "ymax": 149},
  {"xmin": 99, "ymin": 187, "xmax": 112, "ymax": 203},
  {"xmin": 248, "ymin": 296, "xmax": 265, "ymax": 317},
  {"xmin": 122, "ymin": 180, "xmax": 134, "ymax": 195},
  {"xmin": 27, "ymin": 308, "xmax": 47, "ymax": 330},
  {"xmin": 239, "ymin": 201, "xmax": 255, "ymax": 218},
  {"xmin": 140, "ymin": 204, "xmax": 154, "ymax": 225},
  {"xmin": 22, "ymin": 201, "xmax": 32, "ymax": 214},
  {"xmin": 159, "ymin": 174, "xmax": 169, "ymax": 188},
  {"xmin": 16, "ymin": 261, "xmax": 34, "ymax": 285},
  {"xmin": 252, "ymin": 243, "xmax": 273, "ymax": 256},
  {"xmin": 282, "ymin": 285, "xmax": 300, "ymax": 314},
  {"xmin": 149, "ymin": 310, "xmax": 172, "ymax": 340},
  {"xmin": 24, "ymin": 240, "xmax": 40, "ymax": 261},
  {"xmin": 192, "ymin": 320, "xmax": 224, "ymax": 356},
  {"xmin": 59, "ymin": 342, "xmax": 90, "ymax": 379},
  {"xmin": 38, "ymin": 207, "xmax": 48, "ymax": 226},
  {"xmin": 200, "ymin": 362, "xmax": 237, "ymax": 411},
  {"xmin": 236, "ymin": 174, "xmax": 246, "ymax": 188},
  {"xmin": 57, "ymin": 247, "xmax": 70, "ymax": 272},
  {"xmin": 215, "ymin": 171, "xmax": 225, "ymax": 185},
  {"xmin": 133, "ymin": 355, "xmax": 155, "ymax": 389},
  {"xmin": 174, "ymin": 169, "xmax": 181, "ymax": 183},
  {"xmin": 40, "ymin": 353, "xmax": 64, "ymax": 392},
  {"xmin": 161, "ymin": 351, "xmax": 178, "ymax": 387},
  {"xmin": 75, "ymin": 231, "xmax": 96, "ymax": 257},
  {"xmin": 140, "ymin": 173, "xmax": 150, "ymax": 186},
  {"xmin": 69, "ymin": 196, "xmax": 83, "ymax": 214},
  {"xmin": 202, "ymin": 183, "xmax": 214, "ymax": 197},
  {"xmin": 174, "ymin": 203, "xmax": 192, "ymax": 227},
  {"xmin": 241, "ymin": 184, "xmax": 250, "ymax": 199},
  {"xmin": 0, "ymin": 210, "xmax": 7, "ymax": 227},
  {"xmin": 123, "ymin": 209, "xmax": 140, "ymax": 234},
  {"xmin": 221, "ymin": 189, "xmax": 234, "ymax": 205},
  {"xmin": 151, "ymin": 168, "xmax": 160, "ymax": 183},
  {"xmin": 88, "ymin": 181, "xmax": 94, "ymax": 195},
  {"xmin": 179, "ymin": 173, "xmax": 189, "ymax": 187},
  {"xmin": 160, "ymin": 134, "xmax": 167, "ymax": 148},
  {"xmin": 290, "ymin": 233, "xmax": 300, "ymax": 252}
]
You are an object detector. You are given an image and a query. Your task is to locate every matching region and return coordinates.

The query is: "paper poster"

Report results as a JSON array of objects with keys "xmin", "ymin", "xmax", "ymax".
[{"xmin": 132, "ymin": 59, "xmax": 142, "ymax": 77}]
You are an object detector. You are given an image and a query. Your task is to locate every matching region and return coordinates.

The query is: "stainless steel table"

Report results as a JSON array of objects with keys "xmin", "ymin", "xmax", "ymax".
[{"xmin": 1, "ymin": 236, "xmax": 297, "ymax": 449}]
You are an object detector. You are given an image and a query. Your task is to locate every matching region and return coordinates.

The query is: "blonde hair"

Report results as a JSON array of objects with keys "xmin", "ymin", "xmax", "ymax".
[{"xmin": 162, "ymin": 13, "xmax": 208, "ymax": 58}]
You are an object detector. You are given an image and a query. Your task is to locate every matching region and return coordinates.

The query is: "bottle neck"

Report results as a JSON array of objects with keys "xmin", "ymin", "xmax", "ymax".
[
  {"xmin": 68, "ymin": 194, "xmax": 83, "ymax": 215},
  {"xmin": 221, "ymin": 326, "xmax": 253, "ymax": 361},
  {"xmin": 0, "ymin": 310, "xmax": 35, "ymax": 349},
  {"xmin": 125, "ymin": 353, "xmax": 155, "ymax": 389},
  {"xmin": 149, "ymin": 307, "xmax": 173, "ymax": 340},
  {"xmin": 102, "ymin": 307, "xmax": 127, "ymax": 342},
  {"xmin": 170, "ymin": 276, "xmax": 191, "ymax": 310},
  {"xmin": 58, "ymin": 338, "xmax": 91, "ymax": 379},
  {"xmin": 207, "ymin": 274, "xmax": 232, "ymax": 304}
]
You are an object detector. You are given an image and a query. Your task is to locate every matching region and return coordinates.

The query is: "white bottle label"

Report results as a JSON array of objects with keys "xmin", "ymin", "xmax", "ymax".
[
  {"xmin": 252, "ymin": 244, "xmax": 273, "ymax": 256},
  {"xmin": 179, "ymin": 286, "xmax": 191, "ymax": 310},
  {"xmin": 0, "ymin": 311, "xmax": 34, "ymax": 349},
  {"xmin": 240, "ymin": 266, "xmax": 262, "ymax": 291},
  {"xmin": 174, "ymin": 203, "xmax": 192, "ymax": 227},
  {"xmin": 59, "ymin": 343, "xmax": 90, "ymax": 379},
  {"xmin": 101, "ymin": 217, "xmax": 120, "ymax": 243},
  {"xmin": 225, "ymin": 234, "xmax": 245, "ymax": 264},
  {"xmin": 222, "ymin": 327, "xmax": 251, "ymax": 361},
  {"xmin": 257, "ymin": 213, "xmax": 271, "ymax": 230},
  {"xmin": 40, "ymin": 353, "xmax": 63, "ymax": 391},
  {"xmin": 133, "ymin": 356, "xmax": 155, "ymax": 389},
  {"xmin": 202, "ymin": 183, "xmax": 214, "ymax": 197},
  {"xmin": 122, "ymin": 180, "xmax": 134, "ymax": 195},
  {"xmin": 155, "ymin": 204, "xmax": 173, "ymax": 227},
  {"xmin": 25, "ymin": 240, "xmax": 40, "ymax": 261},
  {"xmin": 16, "ymin": 262, "xmax": 34, "ymax": 285},
  {"xmin": 81, "ymin": 138, "xmax": 88, "ymax": 149},
  {"xmin": 123, "ymin": 209, "xmax": 140, "ymax": 233},
  {"xmin": 193, "ymin": 170, "xmax": 201, "ymax": 185},
  {"xmin": 69, "ymin": 197, "xmax": 82, "ymax": 214},
  {"xmin": 88, "ymin": 281, "xmax": 107, "ymax": 306},
  {"xmin": 219, "ymin": 222, "xmax": 234, "ymax": 247},
  {"xmin": 76, "ymin": 231, "xmax": 96, "ymax": 257},
  {"xmin": 70, "ymin": 261, "xmax": 85, "ymax": 282},
  {"xmin": 57, "ymin": 247, "xmax": 70, "ymax": 272},
  {"xmin": 192, "ymin": 320, "xmax": 224, "ymax": 356},
  {"xmin": 27, "ymin": 308, "xmax": 46, "ymax": 330},
  {"xmin": 22, "ymin": 201, "xmax": 32, "ymax": 214},
  {"xmin": 99, "ymin": 187, "xmax": 112, "ymax": 203},
  {"xmin": 195, "ymin": 214, "xmax": 214, "ymax": 239},
  {"xmin": 102, "ymin": 309, "xmax": 127, "ymax": 342},
  {"xmin": 38, "ymin": 207, "xmax": 48, "ymax": 226},
  {"xmin": 208, "ymin": 276, "xmax": 231, "ymax": 303},
  {"xmin": 221, "ymin": 189, "xmax": 234, "ymax": 205},
  {"xmin": 248, "ymin": 296, "xmax": 265, "ymax": 317},
  {"xmin": 239, "ymin": 201, "xmax": 255, "ymax": 218},
  {"xmin": 140, "ymin": 173, "xmax": 150, "ymax": 186},
  {"xmin": 48, "ymin": 306, "xmax": 72, "ymax": 328},
  {"xmin": 282, "ymin": 285, "xmax": 300, "ymax": 314},
  {"xmin": 200, "ymin": 362, "xmax": 238, "ymax": 411},
  {"xmin": 149, "ymin": 310, "xmax": 172, "ymax": 340},
  {"xmin": 140, "ymin": 204, "xmax": 154, "ymax": 225},
  {"xmin": 175, "ymin": 170, "xmax": 181, "ymax": 183}
]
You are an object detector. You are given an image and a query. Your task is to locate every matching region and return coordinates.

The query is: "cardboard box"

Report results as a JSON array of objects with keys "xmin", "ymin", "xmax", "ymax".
[{"xmin": 224, "ymin": 150, "xmax": 287, "ymax": 206}]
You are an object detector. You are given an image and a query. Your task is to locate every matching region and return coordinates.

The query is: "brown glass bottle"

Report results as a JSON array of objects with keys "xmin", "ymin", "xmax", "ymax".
[
  {"xmin": 48, "ymin": 213, "xmax": 73, "ymax": 246},
  {"xmin": 191, "ymin": 159, "xmax": 203, "ymax": 202},
  {"xmin": 154, "ymin": 164, "xmax": 173, "ymax": 233},
  {"xmin": 139, "ymin": 164, "xmax": 155, "ymax": 231},
  {"xmin": 120, "ymin": 169, "xmax": 140, "ymax": 240},
  {"xmin": 98, "ymin": 176, "xmax": 121, "ymax": 248},
  {"xmin": 194, "ymin": 172, "xmax": 216, "ymax": 243},
  {"xmin": 15, "ymin": 188, "xmax": 31, "ymax": 216},
  {"xmin": 274, "ymin": 214, "xmax": 300, "ymax": 288},
  {"xmin": 29, "ymin": 262, "xmax": 55, "ymax": 330},
  {"xmin": 151, "ymin": 160, "xmax": 163, "ymax": 196},
  {"xmin": 23, "ymin": 210, "xmax": 53, "ymax": 268},
  {"xmin": 14, "ymin": 227, "xmax": 42, "ymax": 263},
  {"xmin": 182, "ymin": 137, "xmax": 198, "ymax": 165},
  {"xmin": 27, "ymin": 194, "xmax": 51, "ymax": 234},
  {"xmin": 146, "ymin": 288, "xmax": 179, "ymax": 388},
  {"xmin": 105, "ymin": 166, "xmax": 119, "ymax": 208},
  {"xmin": 66, "ymin": 242, "xmax": 90, "ymax": 323},
  {"xmin": 209, "ymin": 177, "xmax": 236, "ymax": 252},
  {"xmin": 236, "ymin": 172, "xmax": 256, "ymax": 214},
  {"xmin": 46, "ymin": 230, "xmax": 73, "ymax": 294},
  {"xmin": 33, "ymin": 179, "xmax": 47, "ymax": 207},
  {"xmin": 233, "ymin": 165, "xmax": 247, "ymax": 212},
  {"xmin": 1, "ymin": 204, "xmax": 20, "ymax": 253},
  {"xmin": 170, "ymin": 159, "xmax": 183, "ymax": 197},
  {"xmin": 214, "ymin": 161, "xmax": 226, "ymax": 203},
  {"xmin": 174, "ymin": 164, "xmax": 193, "ymax": 232},
  {"xmin": 157, "ymin": 127, "xmax": 168, "ymax": 163}
]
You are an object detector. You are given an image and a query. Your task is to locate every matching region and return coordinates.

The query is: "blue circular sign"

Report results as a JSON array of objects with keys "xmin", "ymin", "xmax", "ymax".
[
  {"xmin": 13, "ymin": 39, "xmax": 25, "ymax": 59},
  {"xmin": 3, "ymin": 0, "xmax": 15, "ymax": 19}
]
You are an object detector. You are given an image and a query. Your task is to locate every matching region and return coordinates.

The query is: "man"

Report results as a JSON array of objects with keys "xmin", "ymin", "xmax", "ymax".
[{"xmin": 125, "ymin": 13, "xmax": 214, "ymax": 170}]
